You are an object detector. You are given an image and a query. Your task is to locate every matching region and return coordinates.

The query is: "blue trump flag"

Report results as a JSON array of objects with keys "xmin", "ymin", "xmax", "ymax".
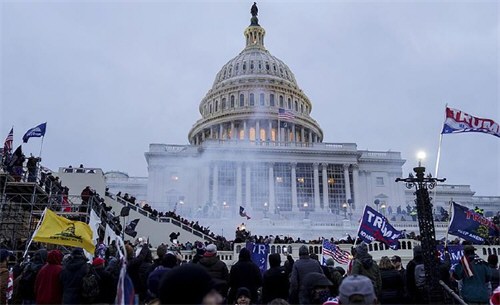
[
  {"xmin": 246, "ymin": 242, "xmax": 269, "ymax": 273},
  {"xmin": 357, "ymin": 205, "xmax": 403, "ymax": 250},
  {"xmin": 23, "ymin": 122, "xmax": 46, "ymax": 143},
  {"xmin": 437, "ymin": 244, "xmax": 464, "ymax": 266},
  {"xmin": 448, "ymin": 202, "xmax": 499, "ymax": 244}
]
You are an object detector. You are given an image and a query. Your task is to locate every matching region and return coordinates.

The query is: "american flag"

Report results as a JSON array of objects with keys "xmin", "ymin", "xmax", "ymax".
[
  {"xmin": 278, "ymin": 108, "xmax": 295, "ymax": 121},
  {"xmin": 3, "ymin": 127, "xmax": 13, "ymax": 153},
  {"xmin": 322, "ymin": 239, "xmax": 351, "ymax": 265}
]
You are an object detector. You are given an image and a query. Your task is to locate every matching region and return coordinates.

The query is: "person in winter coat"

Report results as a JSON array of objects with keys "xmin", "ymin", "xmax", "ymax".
[
  {"xmin": 197, "ymin": 244, "xmax": 229, "ymax": 298},
  {"xmin": 147, "ymin": 253, "xmax": 177, "ymax": 301},
  {"xmin": 128, "ymin": 242, "xmax": 153, "ymax": 302},
  {"xmin": 19, "ymin": 248, "xmax": 48, "ymax": 304},
  {"xmin": 405, "ymin": 245, "xmax": 424, "ymax": 304},
  {"xmin": 262, "ymin": 253, "xmax": 289, "ymax": 304},
  {"xmin": 289, "ymin": 245, "xmax": 324, "ymax": 304},
  {"xmin": 378, "ymin": 256, "xmax": 404, "ymax": 304},
  {"xmin": 60, "ymin": 248, "xmax": 88, "ymax": 304},
  {"xmin": 0, "ymin": 249, "xmax": 13, "ymax": 305},
  {"xmin": 453, "ymin": 245, "xmax": 492, "ymax": 304},
  {"xmin": 351, "ymin": 243, "xmax": 381, "ymax": 297},
  {"xmin": 488, "ymin": 254, "xmax": 500, "ymax": 292},
  {"xmin": 34, "ymin": 250, "xmax": 63, "ymax": 304},
  {"xmin": 228, "ymin": 248, "xmax": 262, "ymax": 304},
  {"xmin": 92, "ymin": 257, "xmax": 117, "ymax": 304},
  {"xmin": 300, "ymin": 272, "xmax": 333, "ymax": 305},
  {"xmin": 324, "ymin": 257, "xmax": 343, "ymax": 296}
]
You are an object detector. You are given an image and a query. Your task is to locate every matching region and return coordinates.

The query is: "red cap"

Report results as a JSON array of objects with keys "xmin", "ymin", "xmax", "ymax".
[{"xmin": 92, "ymin": 257, "xmax": 105, "ymax": 266}]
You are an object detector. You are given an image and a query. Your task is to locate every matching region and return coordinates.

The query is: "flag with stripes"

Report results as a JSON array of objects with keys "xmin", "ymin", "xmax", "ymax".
[
  {"xmin": 6, "ymin": 267, "xmax": 13, "ymax": 301},
  {"xmin": 3, "ymin": 127, "xmax": 13, "ymax": 153},
  {"xmin": 278, "ymin": 108, "xmax": 295, "ymax": 121},
  {"xmin": 322, "ymin": 239, "xmax": 351, "ymax": 265}
]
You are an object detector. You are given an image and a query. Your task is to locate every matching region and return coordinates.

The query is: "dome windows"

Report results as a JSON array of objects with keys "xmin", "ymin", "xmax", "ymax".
[
  {"xmin": 270, "ymin": 94, "xmax": 275, "ymax": 106},
  {"xmin": 287, "ymin": 98, "xmax": 291, "ymax": 109},
  {"xmin": 294, "ymin": 101, "xmax": 298, "ymax": 111},
  {"xmin": 279, "ymin": 96, "xmax": 284, "ymax": 108},
  {"xmin": 222, "ymin": 98, "xmax": 226, "ymax": 110},
  {"xmin": 266, "ymin": 63, "xmax": 270, "ymax": 70},
  {"xmin": 243, "ymin": 62, "xmax": 247, "ymax": 71},
  {"xmin": 260, "ymin": 93, "xmax": 265, "ymax": 106},
  {"xmin": 215, "ymin": 100, "xmax": 219, "ymax": 112},
  {"xmin": 230, "ymin": 95, "xmax": 235, "ymax": 108},
  {"xmin": 250, "ymin": 61, "xmax": 254, "ymax": 70},
  {"xmin": 236, "ymin": 63, "xmax": 239, "ymax": 71},
  {"xmin": 240, "ymin": 94, "xmax": 245, "ymax": 107},
  {"xmin": 249, "ymin": 93, "xmax": 255, "ymax": 106}
]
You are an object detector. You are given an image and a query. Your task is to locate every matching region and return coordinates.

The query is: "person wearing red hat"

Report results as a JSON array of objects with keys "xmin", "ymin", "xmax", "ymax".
[
  {"xmin": 92, "ymin": 257, "xmax": 117, "ymax": 304},
  {"xmin": 34, "ymin": 250, "xmax": 63, "ymax": 304}
]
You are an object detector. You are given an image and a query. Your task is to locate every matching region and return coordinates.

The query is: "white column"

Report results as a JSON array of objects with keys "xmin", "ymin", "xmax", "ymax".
[
  {"xmin": 231, "ymin": 122, "xmax": 235, "ymax": 140},
  {"xmin": 268, "ymin": 163, "xmax": 275, "ymax": 213},
  {"xmin": 212, "ymin": 164, "xmax": 219, "ymax": 204},
  {"xmin": 313, "ymin": 163, "xmax": 320, "ymax": 210},
  {"xmin": 256, "ymin": 120, "xmax": 260, "ymax": 141},
  {"xmin": 219, "ymin": 124, "xmax": 223, "ymax": 140},
  {"xmin": 202, "ymin": 130, "xmax": 205, "ymax": 141},
  {"xmin": 210, "ymin": 127, "xmax": 213, "ymax": 138},
  {"xmin": 243, "ymin": 120, "xmax": 247, "ymax": 140},
  {"xmin": 268, "ymin": 120, "xmax": 272, "ymax": 142},
  {"xmin": 309, "ymin": 130, "xmax": 313, "ymax": 143},
  {"xmin": 301, "ymin": 127, "xmax": 305, "ymax": 142},
  {"xmin": 291, "ymin": 162, "xmax": 298, "ymax": 212},
  {"xmin": 343, "ymin": 164, "xmax": 352, "ymax": 202},
  {"xmin": 352, "ymin": 164, "xmax": 360, "ymax": 207},
  {"xmin": 245, "ymin": 164, "xmax": 251, "ymax": 207},
  {"xmin": 322, "ymin": 163, "xmax": 329, "ymax": 210},
  {"xmin": 236, "ymin": 163, "xmax": 242, "ymax": 207}
]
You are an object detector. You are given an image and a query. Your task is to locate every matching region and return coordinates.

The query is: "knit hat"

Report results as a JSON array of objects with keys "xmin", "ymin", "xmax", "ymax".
[
  {"xmin": 355, "ymin": 243, "xmax": 368, "ymax": 257},
  {"xmin": 204, "ymin": 244, "xmax": 217, "ymax": 257},
  {"xmin": 339, "ymin": 275, "xmax": 376, "ymax": 305},
  {"xmin": 299, "ymin": 245, "xmax": 309, "ymax": 256},
  {"xmin": 92, "ymin": 257, "xmax": 105, "ymax": 266},
  {"xmin": 0, "ymin": 249, "xmax": 13, "ymax": 263},
  {"xmin": 236, "ymin": 287, "xmax": 251, "ymax": 300},
  {"xmin": 71, "ymin": 247, "xmax": 84, "ymax": 256},
  {"xmin": 159, "ymin": 264, "xmax": 215, "ymax": 304},
  {"xmin": 325, "ymin": 257, "xmax": 335, "ymax": 266}
]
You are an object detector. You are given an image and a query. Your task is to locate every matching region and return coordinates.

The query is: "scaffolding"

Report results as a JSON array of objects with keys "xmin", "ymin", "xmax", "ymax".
[{"xmin": 0, "ymin": 171, "xmax": 90, "ymax": 253}]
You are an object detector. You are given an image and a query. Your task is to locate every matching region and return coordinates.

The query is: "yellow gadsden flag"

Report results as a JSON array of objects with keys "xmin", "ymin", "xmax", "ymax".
[{"xmin": 32, "ymin": 208, "xmax": 95, "ymax": 253}]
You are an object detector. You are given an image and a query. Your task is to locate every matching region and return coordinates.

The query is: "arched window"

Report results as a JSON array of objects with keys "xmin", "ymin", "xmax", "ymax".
[
  {"xmin": 250, "ymin": 61, "xmax": 254, "ymax": 70},
  {"xmin": 279, "ymin": 96, "xmax": 284, "ymax": 108},
  {"xmin": 230, "ymin": 95, "xmax": 235, "ymax": 108},
  {"xmin": 243, "ymin": 62, "xmax": 247, "ymax": 71},
  {"xmin": 236, "ymin": 63, "xmax": 239, "ymax": 71},
  {"xmin": 266, "ymin": 63, "xmax": 270, "ymax": 70},
  {"xmin": 260, "ymin": 93, "xmax": 265, "ymax": 106},
  {"xmin": 209, "ymin": 104, "xmax": 212, "ymax": 113},
  {"xmin": 287, "ymin": 98, "xmax": 291, "ymax": 109},
  {"xmin": 240, "ymin": 94, "xmax": 245, "ymax": 107},
  {"xmin": 215, "ymin": 100, "xmax": 219, "ymax": 112},
  {"xmin": 250, "ymin": 93, "xmax": 255, "ymax": 106},
  {"xmin": 270, "ymin": 94, "xmax": 275, "ymax": 106},
  {"xmin": 221, "ymin": 98, "xmax": 226, "ymax": 110},
  {"xmin": 294, "ymin": 101, "xmax": 298, "ymax": 111},
  {"xmin": 300, "ymin": 104, "xmax": 304, "ymax": 113}
]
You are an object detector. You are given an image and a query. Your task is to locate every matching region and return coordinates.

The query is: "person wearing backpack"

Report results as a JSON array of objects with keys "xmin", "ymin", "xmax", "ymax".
[
  {"xmin": 351, "ymin": 243, "xmax": 382, "ymax": 298},
  {"xmin": 453, "ymin": 245, "xmax": 492, "ymax": 304},
  {"xmin": 19, "ymin": 248, "xmax": 47, "ymax": 304},
  {"xmin": 406, "ymin": 245, "xmax": 424, "ymax": 304},
  {"xmin": 91, "ymin": 257, "xmax": 116, "ymax": 304},
  {"xmin": 60, "ymin": 248, "xmax": 88, "ymax": 304}
]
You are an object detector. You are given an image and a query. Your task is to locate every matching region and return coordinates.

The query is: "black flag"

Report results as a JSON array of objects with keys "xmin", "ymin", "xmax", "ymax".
[{"xmin": 124, "ymin": 218, "xmax": 140, "ymax": 238}]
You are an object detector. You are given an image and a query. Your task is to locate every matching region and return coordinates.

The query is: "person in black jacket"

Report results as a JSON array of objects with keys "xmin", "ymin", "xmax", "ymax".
[
  {"xmin": 197, "ymin": 244, "xmax": 229, "ymax": 298},
  {"xmin": 60, "ymin": 248, "xmax": 88, "ymax": 304},
  {"xmin": 228, "ymin": 248, "xmax": 262, "ymax": 304},
  {"xmin": 262, "ymin": 253, "xmax": 289, "ymax": 304},
  {"xmin": 128, "ymin": 242, "xmax": 153, "ymax": 303},
  {"xmin": 379, "ymin": 256, "xmax": 404, "ymax": 304},
  {"xmin": 92, "ymin": 257, "xmax": 117, "ymax": 304}
]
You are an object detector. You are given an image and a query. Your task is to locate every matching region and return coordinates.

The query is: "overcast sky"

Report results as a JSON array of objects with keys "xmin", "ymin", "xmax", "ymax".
[{"xmin": 1, "ymin": 0, "xmax": 498, "ymax": 196}]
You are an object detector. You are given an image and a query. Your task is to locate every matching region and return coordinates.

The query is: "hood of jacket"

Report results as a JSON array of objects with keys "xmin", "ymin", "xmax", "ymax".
[
  {"xmin": 199, "ymin": 255, "xmax": 220, "ymax": 267},
  {"xmin": 47, "ymin": 250, "xmax": 63, "ymax": 265},
  {"xmin": 239, "ymin": 248, "xmax": 251, "ymax": 262},
  {"xmin": 64, "ymin": 253, "xmax": 88, "ymax": 271}
]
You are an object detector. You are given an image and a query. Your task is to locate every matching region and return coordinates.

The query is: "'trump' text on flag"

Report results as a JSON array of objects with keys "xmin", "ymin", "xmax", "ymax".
[
  {"xmin": 357, "ymin": 205, "xmax": 403, "ymax": 250},
  {"xmin": 448, "ymin": 201, "xmax": 499, "ymax": 244},
  {"xmin": 441, "ymin": 107, "xmax": 500, "ymax": 138}
]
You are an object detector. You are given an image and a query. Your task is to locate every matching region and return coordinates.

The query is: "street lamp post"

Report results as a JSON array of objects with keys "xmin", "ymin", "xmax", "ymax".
[
  {"xmin": 342, "ymin": 202, "xmax": 348, "ymax": 219},
  {"xmin": 396, "ymin": 155, "xmax": 446, "ymax": 304},
  {"xmin": 380, "ymin": 203, "xmax": 386, "ymax": 216},
  {"xmin": 303, "ymin": 202, "xmax": 309, "ymax": 219}
]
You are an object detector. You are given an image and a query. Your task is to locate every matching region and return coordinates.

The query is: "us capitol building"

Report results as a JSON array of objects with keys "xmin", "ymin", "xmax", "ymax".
[{"xmin": 105, "ymin": 6, "xmax": 499, "ymax": 237}]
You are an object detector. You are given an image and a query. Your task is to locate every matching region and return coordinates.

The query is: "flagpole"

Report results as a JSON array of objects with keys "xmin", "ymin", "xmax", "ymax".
[
  {"xmin": 353, "ymin": 205, "xmax": 366, "ymax": 247},
  {"xmin": 23, "ymin": 208, "xmax": 47, "ymax": 259},
  {"xmin": 444, "ymin": 199, "xmax": 454, "ymax": 248},
  {"xmin": 39, "ymin": 136, "xmax": 44, "ymax": 158}
]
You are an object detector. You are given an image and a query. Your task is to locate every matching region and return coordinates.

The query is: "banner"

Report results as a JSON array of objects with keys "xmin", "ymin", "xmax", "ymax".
[
  {"xmin": 441, "ymin": 107, "xmax": 500, "ymax": 138},
  {"xmin": 448, "ymin": 202, "xmax": 499, "ymax": 244},
  {"xmin": 246, "ymin": 242, "xmax": 269, "ymax": 274},
  {"xmin": 436, "ymin": 244, "xmax": 463, "ymax": 266},
  {"xmin": 23, "ymin": 122, "xmax": 47, "ymax": 143},
  {"xmin": 357, "ymin": 205, "xmax": 403, "ymax": 250},
  {"xmin": 32, "ymin": 208, "xmax": 95, "ymax": 253}
]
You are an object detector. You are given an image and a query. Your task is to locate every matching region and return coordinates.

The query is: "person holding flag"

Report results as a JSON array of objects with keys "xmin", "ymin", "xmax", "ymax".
[
  {"xmin": 452, "ymin": 245, "xmax": 491, "ymax": 304},
  {"xmin": 0, "ymin": 249, "xmax": 14, "ymax": 305}
]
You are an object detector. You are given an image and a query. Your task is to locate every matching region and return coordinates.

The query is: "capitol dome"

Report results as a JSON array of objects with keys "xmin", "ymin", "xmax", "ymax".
[{"xmin": 188, "ymin": 9, "xmax": 323, "ymax": 145}]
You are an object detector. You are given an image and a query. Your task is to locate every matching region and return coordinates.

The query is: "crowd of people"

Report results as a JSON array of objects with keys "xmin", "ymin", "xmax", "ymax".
[{"xmin": 2, "ymin": 234, "xmax": 499, "ymax": 305}]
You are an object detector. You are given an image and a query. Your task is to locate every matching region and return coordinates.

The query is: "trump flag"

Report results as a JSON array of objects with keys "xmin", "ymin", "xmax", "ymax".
[
  {"xmin": 448, "ymin": 202, "xmax": 499, "ymax": 244},
  {"xmin": 32, "ymin": 208, "xmax": 95, "ymax": 253},
  {"xmin": 23, "ymin": 122, "xmax": 47, "ymax": 143},
  {"xmin": 441, "ymin": 107, "xmax": 500, "ymax": 138},
  {"xmin": 357, "ymin": 205, "xmax": 403, "ymax": 250}
]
